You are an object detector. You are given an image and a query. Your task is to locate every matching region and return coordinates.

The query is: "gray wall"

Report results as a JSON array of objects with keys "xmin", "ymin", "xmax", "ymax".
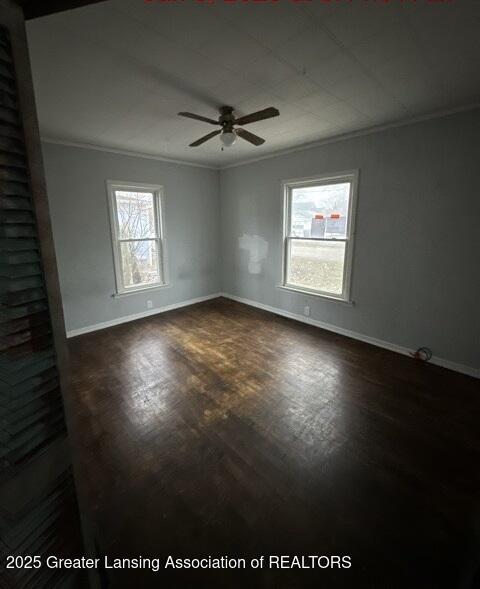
[
  {"xmin": 42, "ymin": 110, "xmax": 479, "ymax": 371},
  {"xmin": 219, "ymin": 110, "xmax": 480, "ymax": 370},
  {"xmin": 42, "ymin": 142, "xmax": 220, "ymax": 332}
]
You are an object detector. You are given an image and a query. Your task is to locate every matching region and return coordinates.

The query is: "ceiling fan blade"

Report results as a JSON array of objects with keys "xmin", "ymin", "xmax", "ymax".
[
  {"xmin": 235, "ymin": 128, "xmax": 265, "ymax": 146},
  {"xmin": 189, "ymin": 129, "xmax": 222, "ymax": 147},
  {"xmin": 178, "ymin": 112, "xmax": 220, "ymax": 125},
  {"xmin": 234, "ymin": 107, "xmax": 279, "ymax": 126}
]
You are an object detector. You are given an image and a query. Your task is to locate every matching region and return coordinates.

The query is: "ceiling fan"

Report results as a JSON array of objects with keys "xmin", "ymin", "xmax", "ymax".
[{"xmin": 178, "ymin": 105, "xmax": 280, "ymax": 148}]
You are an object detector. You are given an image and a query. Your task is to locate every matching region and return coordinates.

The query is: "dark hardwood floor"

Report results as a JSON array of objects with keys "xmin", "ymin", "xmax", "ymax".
[{"xmin": 68, "ymin": 297, "xmax": 480, "ymax": 588}]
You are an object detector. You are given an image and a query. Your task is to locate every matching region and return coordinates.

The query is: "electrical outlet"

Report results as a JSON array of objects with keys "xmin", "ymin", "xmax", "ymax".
[
  {"xmin": 146, "ymin": 300, "xmax": 153, "ymax": 310},
  {"xmin": 303, "ymin": 305, "xmax": 310, "ymax": 317}
]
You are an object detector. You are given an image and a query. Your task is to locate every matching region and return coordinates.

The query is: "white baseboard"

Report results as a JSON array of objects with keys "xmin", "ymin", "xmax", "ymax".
[
  {"xmin": 66, "ymin": 290, "xmax": 478, "ymax": 379},
  {"xmin": 220, "ymin": 292, "xmax": 479, "ymax": 380},
  {"xmin": 66, "ymin": 293, "xmax": 222, "ymax": 338}
]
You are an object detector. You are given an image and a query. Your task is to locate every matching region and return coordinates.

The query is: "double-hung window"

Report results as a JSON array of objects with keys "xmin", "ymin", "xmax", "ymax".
[
  {"xmin": 107, "ymin": 181, "xmax": 167, "ymax": 295},
  {"xmin": 282, "ymin": 171, "xmax": 358, "ymax": 301}
]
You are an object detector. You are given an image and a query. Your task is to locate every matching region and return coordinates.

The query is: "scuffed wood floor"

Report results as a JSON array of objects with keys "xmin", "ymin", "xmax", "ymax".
[{"xmin": 68, "ymin": 297, "xmax": 480, "ymax": 588}]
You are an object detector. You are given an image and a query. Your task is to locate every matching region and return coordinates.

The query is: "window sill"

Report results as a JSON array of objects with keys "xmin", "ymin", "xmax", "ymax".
[
  {"xmin": 112, "ymin": 283, "xmax": 171, "ymax": 298},
  {"xmin": 276, "ymin": 284, "xmax": 354, "ymax": 305}
]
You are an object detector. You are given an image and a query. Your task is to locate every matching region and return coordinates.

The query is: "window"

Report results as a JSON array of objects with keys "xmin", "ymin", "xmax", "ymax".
[
  {"xmin": 107, "ymin": 181, "xmax": 167, "ymax": 295},
  {"xmin": 282, "ymin": 171, "xmax": 358, "ymax": 301}
]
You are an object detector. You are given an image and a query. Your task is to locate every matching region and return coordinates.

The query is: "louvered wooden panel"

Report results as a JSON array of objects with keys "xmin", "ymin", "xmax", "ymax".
[
  {"xmin": 0, "ymin": 4, "xmax": 88, "ymax": 588},
  {"xmin": 0, "ymin": 468, "xmax": 82, "ymax": 588}
]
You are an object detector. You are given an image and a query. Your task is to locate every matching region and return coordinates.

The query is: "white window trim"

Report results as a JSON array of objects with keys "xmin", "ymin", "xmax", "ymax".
[
  {"xmin": 106, "ymin": 180, "xmax": 168, "ymax": 296},
  {"xmin": 279, "ymin": 170, "xmax": 359, "ymax": 303}
]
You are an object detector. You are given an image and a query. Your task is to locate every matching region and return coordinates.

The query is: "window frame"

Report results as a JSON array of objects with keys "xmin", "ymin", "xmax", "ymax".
[
  {"xmin": 106, "ymin": 180, "xmax": 168, "ymax": 296},
  {"xmin": 280, "ymin": 170, "xmax": 359, "ymax": 303}
]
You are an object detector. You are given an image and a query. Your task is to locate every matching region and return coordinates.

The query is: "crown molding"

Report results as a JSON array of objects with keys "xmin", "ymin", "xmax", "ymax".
[
  {"xmin": 220, "ymin": 103, "xmax": 480, "ymax": 170},
  {"xmin": 41, "ymin": 103, "xmax": 480, "ymax": 172},
  {"xmin": 40, "ymin": 137, "xmax": 219, "ymax": 170}
]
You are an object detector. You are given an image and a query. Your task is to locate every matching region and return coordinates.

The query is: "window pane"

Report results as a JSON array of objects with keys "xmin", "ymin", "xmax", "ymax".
[
  {"xmin": 120, "ymin": 240, "xmax": 160, "ymax": 288},
  {"xmin": 290, "ymin": 182, "xmax": 350, "ymax": 238},
  {"xmin": 115, "ymin": 190, "xmax": 156, "ymax": 239},
  {"xmin": 287, "ymin": 239, "xmax": 345, "ymax": 295}
]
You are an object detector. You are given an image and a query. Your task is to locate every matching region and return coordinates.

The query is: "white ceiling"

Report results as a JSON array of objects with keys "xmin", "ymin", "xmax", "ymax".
[{"xmin": 27, "ymin": 0, "xmax": 480, "ymax": 167}]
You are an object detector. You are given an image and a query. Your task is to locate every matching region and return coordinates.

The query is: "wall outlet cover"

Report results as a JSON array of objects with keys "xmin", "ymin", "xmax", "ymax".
[
  {"xmin": 147, "ymin": 300, "xmax": 153, "ymax": 310},
  {"xmin": 304, "ymin": 305, "xmax": 310, "ymax": 317}
]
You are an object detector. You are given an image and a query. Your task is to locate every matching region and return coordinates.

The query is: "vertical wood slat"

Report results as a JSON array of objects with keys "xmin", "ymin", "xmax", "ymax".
[{"xmin": 0, "ymin": 2, "xmax": 90, "ymax": 588}]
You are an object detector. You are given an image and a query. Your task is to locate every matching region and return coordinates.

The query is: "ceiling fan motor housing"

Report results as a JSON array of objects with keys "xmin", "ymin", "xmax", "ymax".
[{"xmin": 219, "ymin": 106, "xmax": 234, "ymax": 132}]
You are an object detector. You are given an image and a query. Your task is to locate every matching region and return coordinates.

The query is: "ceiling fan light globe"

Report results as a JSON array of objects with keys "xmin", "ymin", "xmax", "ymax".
[{"xmin": 220, "ymin": 131, "xmax": 236, "ymax": 147}]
